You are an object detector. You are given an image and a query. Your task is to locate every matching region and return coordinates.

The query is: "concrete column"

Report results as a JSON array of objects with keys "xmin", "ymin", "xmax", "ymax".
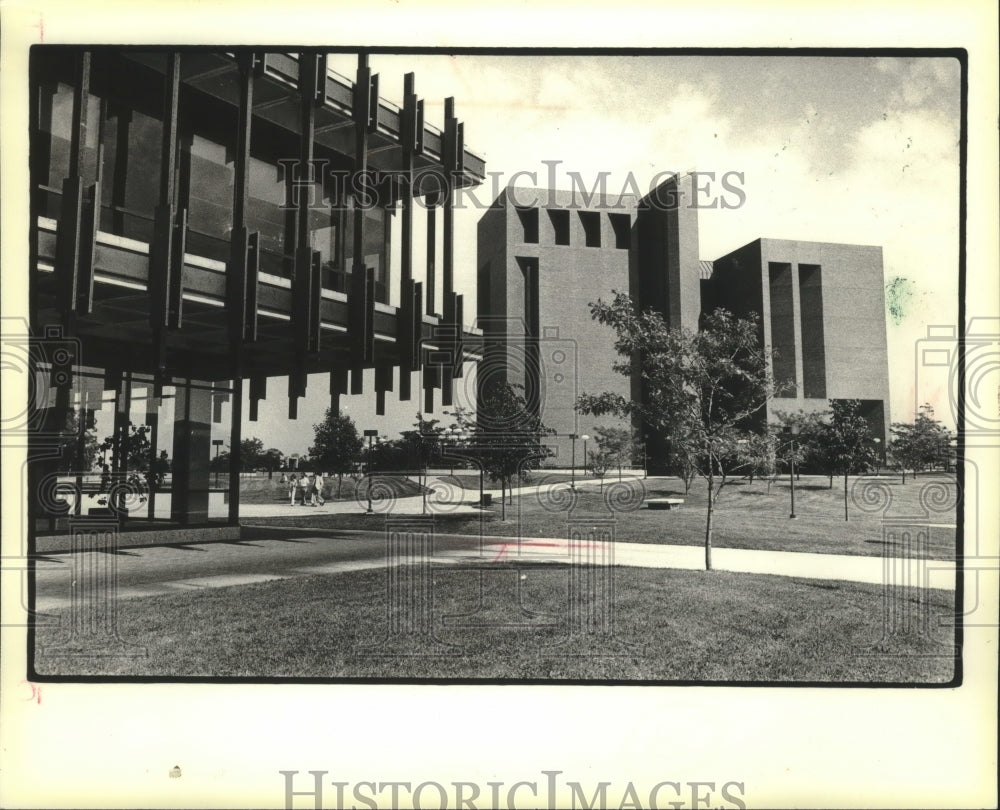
[
  {"xmin": 790, "ymin": 263, "xmax": 805, "ymax": 400},
  {"xmin": 170, "ymin": 381, "xmax": 211, "ymax": 524}
]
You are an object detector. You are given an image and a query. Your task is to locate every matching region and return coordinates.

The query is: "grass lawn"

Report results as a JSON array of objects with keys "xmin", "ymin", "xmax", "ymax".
[
  {"xmin": 34, "ymin": 564, "xmax": 955, "ymax": 681},
  {"xmin": 439, "ymin": 472, "xmax": 579, "ymax": 489},
  {"xmin": 246, "ymin": 474, "xmax": 957, "ymax": 560}
]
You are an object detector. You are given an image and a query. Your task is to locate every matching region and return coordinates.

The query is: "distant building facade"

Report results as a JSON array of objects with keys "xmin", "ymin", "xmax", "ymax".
[
  {"xmin": 476, "ymin": 175, "xmax": 702, "ymax": 463},
  {"xmin": 477, "ymin": 174, "xmax": 891, "ymax": 468},
  {"xmin": 704, "ymin": 238, "xmax": 891, "ymax": 444}
]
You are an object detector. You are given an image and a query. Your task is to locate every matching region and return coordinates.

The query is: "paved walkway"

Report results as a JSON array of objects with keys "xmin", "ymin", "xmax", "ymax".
[
  {"xmin": 458, "ymin": 534, "xmax": 957, "ymax": 590},
  {"xmin": 236, "ymin": 473, "xmax": 628, "ymax": 518},
  {"xmin": 33, "ymin": 525, "xmax": 955, "ymax": 612}
]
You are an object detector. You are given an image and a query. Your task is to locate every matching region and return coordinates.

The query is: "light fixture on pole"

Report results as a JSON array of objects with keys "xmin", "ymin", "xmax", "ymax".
[
  {"xmin": 463, "ymin": 430, "xmax": 485, "ymax": 507},
  {"xmin": 873, "ymin": 437, "xmax": 882, "ymax": 475},
  {"xmin": 581, "ymin": 434, "xmax": 591, "ymax": 483},
  {"xmin": 783, "ymin": 426, "xmax": 799, "ymax": 519},
  {"xmin": 448, "ymin": 427, "xmax": 459, "ymax": 477},
  {"xmin": 421, "ymin": 432, "xmax": 431, "ymax": 516},
  {"xmin": 478, "ymin": 453, "xmax": 485, "ymax": 507},
  {"xmin": 569, "ymin": 433, "xmax": 579, "ymax": 490},
  {"xmin": 363, "ymin": 429, "xmax": 378, "ymax": 514}
]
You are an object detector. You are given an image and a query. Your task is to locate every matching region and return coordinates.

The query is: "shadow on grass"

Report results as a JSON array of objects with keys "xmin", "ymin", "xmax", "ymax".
[{"xmin": 793, "ymin": 579, "xmax": 842, "ymax": 591}]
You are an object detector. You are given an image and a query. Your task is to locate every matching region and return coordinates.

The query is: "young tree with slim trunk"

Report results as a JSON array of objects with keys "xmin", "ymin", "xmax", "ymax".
[
  {"xmin": 774, "ymin": 409, "xmax": 830, "ymax": 482},
  {"xmin": 818, "ymin": 399, "xmax": 879, "ymax": 521},
  {"xmin": 743, "ymin": 430, "xmax": 778, "ymax": 489},
  {"xmin": 309, "ymin": 410, "xmax": 363, "ymax": 498},
  {"xmin": 593, "ymin": 424, "xmax": 635, "ymax": 482},
  {"xmin": 96, "ymin": 422, "xmax": 170, "ymax": 515},
  {"xmin": 667, "ymin": 421, "xmax": 700, "ymax": 495},
  {"xmin": 889, "ymin": 404, "xmax": 954, "ymax": 483},
  {"xmin": 577, "ymin": 295, "xmax": 775, "ymax": 570},
  {"xmin": 409, "ymin": 413, "xmax": 446, "ymax": 493},
  {"xmin": 475, "ymin": 381, "xmax": 554, "ymax": 521}
]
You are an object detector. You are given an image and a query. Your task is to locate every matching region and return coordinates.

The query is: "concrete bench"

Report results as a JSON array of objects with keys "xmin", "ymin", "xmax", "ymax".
[{"xmin": 646, "ymin": 498, "xmax": 684, "ymax": 510}]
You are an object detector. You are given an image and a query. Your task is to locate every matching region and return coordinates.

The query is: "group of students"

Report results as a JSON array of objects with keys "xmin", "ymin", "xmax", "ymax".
[{"xmin": 285, "ymin": 472, "xmax": 325, "ymax": 507}]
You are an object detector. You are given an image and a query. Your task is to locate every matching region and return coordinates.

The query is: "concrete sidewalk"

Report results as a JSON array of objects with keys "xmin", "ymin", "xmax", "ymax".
[
  {"xmin": 34, "ymin": 525, "xmax": 956, "ymax": 613},
  {"xmin": 455, "ymin": 535, "xmax": 956, "ymax": 590},
  {"xmin": 235, "ymin": 473, "xmax": 626, "ymax": 519}
]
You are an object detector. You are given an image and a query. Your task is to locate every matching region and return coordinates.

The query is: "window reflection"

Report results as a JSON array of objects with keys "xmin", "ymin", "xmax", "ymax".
[{"xmin": 34, "ymin": 51, "xmax": 392, "ymax": 303}]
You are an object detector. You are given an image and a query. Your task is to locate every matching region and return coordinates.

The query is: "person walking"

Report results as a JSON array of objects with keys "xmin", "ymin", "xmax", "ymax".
[
  {"xmin": 288, "ymin": 473, "xmax": 298, "ymax": 505},
  {"xmin": 311, "ymin": 472, "xmax": 326, "ymax": 506},
  {"xmin": 303, "ymin": 473, "xmax": 317, "ymax": 507}
]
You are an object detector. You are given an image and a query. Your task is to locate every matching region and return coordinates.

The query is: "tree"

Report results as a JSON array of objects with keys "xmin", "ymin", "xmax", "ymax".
[
  {"xmin": 743, "ymin": 430, "xmax": 778, "ymax": 490},
  {"xmin": 593, "ymin": 424, "xmax": 636, "ymax": 482},
  {"xmin": 577, "ymin": 295, "xmax": 775, "ymax": 570},
  {"xmin": 586, "ymin": 447, "xmax": 613, "ymax": 492},
  {"xmin": 261, "ymin": 448, "xmax": 284, "ymax": 478},
  {"xmin": 774, "ymin": 409, "xmax": 831, "ymax": 478},
  {"xmin": 96, "ymin": 421, "xmax": 170, "ymax": 511},
  {"xmin": 666, "ymin": 421, "xmax": 700, "ymax": 495},
  {"xmin": 476, "ymin": 381, "xmax": 555, "ymax": 520},
  {"xmin": 240, "ymin": 437, "xmax": 265, "ymax": 471},
  {"xmin": 889, "ymin": 404, "xmax": 954, "ymax": 483},
  {"xmin": 210, "ymin": 449, "xmax": 230, "ymax": 473},
  {"xmin": 309, "ymin": 410, "xmax": 363, "ymax": 498},
  {"xmin": 58, "ymin": 410, "xmax": 100, "ymax": 473},
  {"xmin": 818, "ymin": 399, "xmax": 879, "ymax": 520}
]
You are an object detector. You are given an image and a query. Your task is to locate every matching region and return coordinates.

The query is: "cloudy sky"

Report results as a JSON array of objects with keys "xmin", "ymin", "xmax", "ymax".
[{"xmin": 239, "ymin": 52, "xmax": 961, "ymax": 454}]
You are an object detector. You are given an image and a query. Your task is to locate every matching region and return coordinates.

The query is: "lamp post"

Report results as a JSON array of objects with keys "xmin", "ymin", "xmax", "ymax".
[
  {"xmin": 873, "ymin": 437, "xmax": 882, "ymax": 475},
  {"xmin": 788, "ymin": 437, "xmax": 797, "ymax": 519},
  {"xmin": 212, "ymin": 439, "xmax": 224, "ymax": 488},
  {"xmin": 454, "ymin": 429, "xmax": 476, "ymax": 505},
  {"xmin": 569, "ymin": 433, "xmax": 579, "ymax": 490},
  {"xmin": 448, "ymin": 427, "xmax": 459, "ymax": 477},
  {"xmin": 463, "ymin": 431, "xmax": 485, "ymax": 507},
  {"xmin": 782, "ymin": 427, "xmax": 799, "ymax": 519},
  {"xmin": 643, "ymin": 434, "xmax": 648, "ymax": 479},
  {"xmin": 421, "ymin": 433, "xmax": 431, "ymax": 516},
  {"xmin": 363, "ymin": 429, "xmax": 378, "ymax": 514},
  {"xmin": 581, "ymin": 434, "xmax": 590, "ymax": 484}
]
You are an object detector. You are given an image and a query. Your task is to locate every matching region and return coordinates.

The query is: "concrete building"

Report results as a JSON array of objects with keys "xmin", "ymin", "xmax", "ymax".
[
  {"xmin": 477, "ymin": 174, "xmax": 891, "ymax": 468},
  {"xmin": 29, "ymin": 47, "xmax": 484, "ymax": 541},
  {"xmin": 476, "ymin": 175, "xmax": 702, "ymax": 463},
  {"xmin": 704, "ymin": 238, "xmax": 891, "ymax": 443}
]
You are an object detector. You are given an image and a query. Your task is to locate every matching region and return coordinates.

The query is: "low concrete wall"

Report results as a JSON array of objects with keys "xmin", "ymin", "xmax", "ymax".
[{"xmin": 35, "ymin": 523, "xmax": 242, "ymax": 554}]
